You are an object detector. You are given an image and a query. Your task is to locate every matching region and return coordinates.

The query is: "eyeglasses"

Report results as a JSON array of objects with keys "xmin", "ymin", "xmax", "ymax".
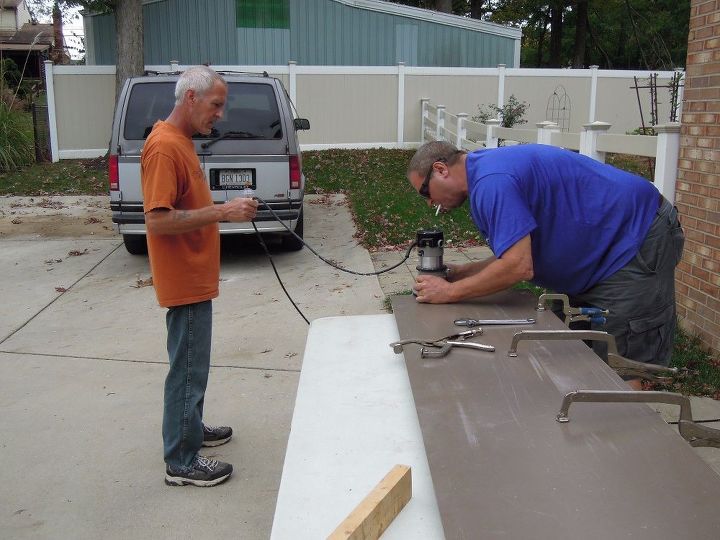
[{"xmin": 419, "ymin": 158, "xmax": 447, "ymax": 199}]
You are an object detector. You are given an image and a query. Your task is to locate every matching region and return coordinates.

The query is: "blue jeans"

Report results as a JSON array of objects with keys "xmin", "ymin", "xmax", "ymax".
[{"xmin": 163, "ymin": 300, "xmax": 212, "ymax": 468}]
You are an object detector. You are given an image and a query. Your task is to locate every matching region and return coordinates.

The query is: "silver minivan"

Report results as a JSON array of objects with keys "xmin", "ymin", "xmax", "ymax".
[{"xmin": 108, "ymin": 71, "xmax": 309, "ymax": 254}]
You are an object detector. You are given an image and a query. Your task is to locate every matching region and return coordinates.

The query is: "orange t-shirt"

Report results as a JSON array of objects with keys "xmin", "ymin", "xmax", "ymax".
[{"xmin": 141, "ymin": 121, "xmax": 220, "ymax": 308}]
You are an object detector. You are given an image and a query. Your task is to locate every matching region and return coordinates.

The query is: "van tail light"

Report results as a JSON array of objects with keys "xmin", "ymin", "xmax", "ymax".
[
  {"xmin": 289, "ymin": 154, "xmax": 301, "ymax": 189},
  {"xmin": 108, "ymin": 154, "xmax": 119, "ymax": 191}
]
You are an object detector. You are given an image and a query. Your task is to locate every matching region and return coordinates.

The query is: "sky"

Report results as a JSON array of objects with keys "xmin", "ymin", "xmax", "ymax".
[{"xmin": 62, "ymin": 7, "xmax": 84, "ymax": 60}]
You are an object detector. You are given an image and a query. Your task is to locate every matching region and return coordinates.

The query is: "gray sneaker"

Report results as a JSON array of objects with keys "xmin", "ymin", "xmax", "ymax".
[
  {"xmin": 165, "ymin": 455, "xmax": 233, "ymax": 487},
  {"xmin": 202, "ymin": 423, "xmax": 232, "ymax": 447}
]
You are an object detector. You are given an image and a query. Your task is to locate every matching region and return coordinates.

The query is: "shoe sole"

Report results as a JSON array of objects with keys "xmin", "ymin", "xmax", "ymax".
[
  {"xmin": 201, "ymin": 435, "xmax": 231, "ymax": 447},
  {"xmin": 164, "ymin": 471, "xmax": 232, "ymax": 487}
]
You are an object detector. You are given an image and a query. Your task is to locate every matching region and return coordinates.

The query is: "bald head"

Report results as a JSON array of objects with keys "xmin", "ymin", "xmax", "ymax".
[{"xmin": 408, "ymin": 141, "xmax": 465, "ymax": 178}]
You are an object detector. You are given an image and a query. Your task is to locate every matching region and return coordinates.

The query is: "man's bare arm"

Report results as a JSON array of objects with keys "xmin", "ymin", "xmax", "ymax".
[
  {"xmin": 446, "ymin": 257, "xmax": 497, "ymax": 282},
  {"xmin": 145, "ymin": 197, "xmax": 258, "ymax": 235}
]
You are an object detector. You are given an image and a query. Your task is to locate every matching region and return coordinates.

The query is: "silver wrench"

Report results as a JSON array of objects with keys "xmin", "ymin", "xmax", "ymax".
[{"xmin": 454, "ymin": 318, "xmax": 536, "ymax": 327}]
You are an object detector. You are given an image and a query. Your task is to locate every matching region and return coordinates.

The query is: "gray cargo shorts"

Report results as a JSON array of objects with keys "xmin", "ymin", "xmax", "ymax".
[{"xmin": 570, "ymin": 196, "xmax": 685, "ymax": 368}]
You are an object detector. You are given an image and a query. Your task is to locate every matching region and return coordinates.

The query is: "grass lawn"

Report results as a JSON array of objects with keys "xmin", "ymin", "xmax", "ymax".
[
  {"xmin": 1, "ymin": 147, "xmax": 717, "ymax": 397},
  {"xmin": 0, "ymin": 157, "xmax": 107, "ymax": 196},
  {"xmin": 303, "ymin": 148, "xmax": 482, "ymax": 250}
]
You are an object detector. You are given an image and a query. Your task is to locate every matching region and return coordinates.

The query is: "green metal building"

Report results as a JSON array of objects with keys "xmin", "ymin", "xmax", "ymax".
[{"xmin": 83, "ymin": 0, "xmax": 521, "ymax": 67}]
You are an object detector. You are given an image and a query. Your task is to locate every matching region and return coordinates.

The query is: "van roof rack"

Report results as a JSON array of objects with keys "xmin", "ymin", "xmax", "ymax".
[{"xmin": 142, "ymin": 69, "xmax": 270, "ymax": 78}]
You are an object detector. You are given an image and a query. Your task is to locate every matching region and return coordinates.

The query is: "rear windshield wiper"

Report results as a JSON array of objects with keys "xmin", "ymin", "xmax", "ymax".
[{"xmin": 200, "ymin": 130, "xmax": 259, "ymax": 149}]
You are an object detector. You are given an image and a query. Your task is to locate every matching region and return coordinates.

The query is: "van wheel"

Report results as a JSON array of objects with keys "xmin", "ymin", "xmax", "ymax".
[
  {"xmin": 282, "ymin": 211, "xmax": 304, "ymax": 251},
  {"xmin": 123, "ymin": 234, "xmax": 148, "ymax": 255}
]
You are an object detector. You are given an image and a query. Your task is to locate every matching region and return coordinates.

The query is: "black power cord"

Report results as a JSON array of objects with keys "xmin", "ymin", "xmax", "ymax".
[
  {"xmin": 252, "ymin": 221, "xmax": 310, "ymax": 325},
  {"xmin": 249, "ymin": 197, "xmax": 418, "ymax": 325}
]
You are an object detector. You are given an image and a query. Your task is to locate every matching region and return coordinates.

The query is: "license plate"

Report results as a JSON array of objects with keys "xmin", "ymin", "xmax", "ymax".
[{"xmin": 214, "ymin": 169, "xmax": 254, "ymax": 189}]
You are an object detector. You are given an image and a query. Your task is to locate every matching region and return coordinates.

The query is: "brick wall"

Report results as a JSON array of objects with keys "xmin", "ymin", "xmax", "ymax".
[{"xmin": 676, "ymin": 0, "xmax": 720, "ymax": 357}]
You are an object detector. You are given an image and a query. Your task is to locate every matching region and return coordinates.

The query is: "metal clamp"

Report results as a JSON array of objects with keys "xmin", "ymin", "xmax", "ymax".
[
  {"xmin": 537, "ymin": 293, "xmax": 608, "ymax": 325},
  {"xmin": 556, "ymin": 390, "xmax": 720, "ymax": 449},
  {"xmin": 390, "ymin": 328, "xmax": 495, "ymax": 358},
  {"xmin": 507, "ymin": 329, "xmax": 678, "ymax": 382}
]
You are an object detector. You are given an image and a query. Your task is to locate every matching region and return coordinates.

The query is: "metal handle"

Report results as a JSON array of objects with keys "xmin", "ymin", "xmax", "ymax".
[
  {"xmin": 421, "ymin": 340, "xmax": 495, "ymax": 358},
  {"xmin": 555, "ymin": 390, "xmax": 720, "ymax": 448},
  {"xmin": 507, "ymin": 330, "xmax": 618, "ymax": 357}
]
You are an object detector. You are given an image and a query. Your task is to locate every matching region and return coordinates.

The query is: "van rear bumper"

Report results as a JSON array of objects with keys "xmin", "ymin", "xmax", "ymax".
[{"xmin": 112, "ymin": 200, "xmax": 302, "ymax": 234}]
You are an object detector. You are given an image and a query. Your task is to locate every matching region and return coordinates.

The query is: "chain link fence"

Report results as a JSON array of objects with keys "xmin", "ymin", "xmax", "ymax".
[{"xmin": 31, "ymin": 102, "xmax": 51, "ymax": 162}]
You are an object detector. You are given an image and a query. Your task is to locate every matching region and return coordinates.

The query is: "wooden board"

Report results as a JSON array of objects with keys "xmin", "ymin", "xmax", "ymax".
[
  {"xmin": 391, "ymin": 291, "xmax": 720, "ymax": 540},
  {"xmin": 328, "ymin": 465, "xmax": 412, "ymax": 540}
]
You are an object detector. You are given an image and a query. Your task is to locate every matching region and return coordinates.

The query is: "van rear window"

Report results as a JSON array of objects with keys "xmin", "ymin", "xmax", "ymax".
[{"xmin": 123, "ymin": 81, "xmax": 283, "ymax": 140}]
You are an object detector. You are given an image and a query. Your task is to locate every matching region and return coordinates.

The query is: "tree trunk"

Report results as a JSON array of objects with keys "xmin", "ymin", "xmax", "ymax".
[
  {"xmin": 549, "ymin": 1, "xmax": 564, "ymax": 67},
  {"xmin": 537, "ymin": 22, "xmax": 547, "ymax": 67},
  {"xmin": 434, "ymin": 0, "xmax": 452, "ymax": 13},
  {"xmin": 51, "ymin": 1, "xmax": 70, "ymax": 64},
  {"xmin": 115, "ymin": 0, "xmax": 144, "ymax": 103},
  {"xmin": 470, "ymin": 0, "xmax": 486, "ymax": 19},
  {"xmin": 572, "ymin": 0, "xmax": 588, "ymax": 68}
]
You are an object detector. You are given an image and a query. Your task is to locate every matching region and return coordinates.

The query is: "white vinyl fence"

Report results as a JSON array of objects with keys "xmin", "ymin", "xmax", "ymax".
[
  {"xmin": 421, "ymin": 100, "xmax": 681, "ymax": 203},
  {"xmin": 44, "ymin": 61, "xmax": 683, "ymax": 166}
]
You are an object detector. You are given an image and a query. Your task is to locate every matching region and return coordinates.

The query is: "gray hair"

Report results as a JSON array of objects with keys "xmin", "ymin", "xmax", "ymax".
[
  {"xmin": 408, "ymin": 141, "xmax": 465, "ymax": 177},
  {"xmin": 174, "ymin": 66, "xmax": 226, "ymax": 105}
]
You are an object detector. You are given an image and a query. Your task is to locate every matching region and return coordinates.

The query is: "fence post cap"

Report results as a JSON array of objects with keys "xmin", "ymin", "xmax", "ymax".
[
  {"xmin": 536, "ymin": 121, "xmax": 559, "ymax": 129},
  {"xmin": 457, "ymin": 112, "xmax": 469, "ymax": 118},
  {"xmin": 288, "ymin": 60, "xmax": 297, "ymax": 65},
  {"xmin": 654, "ymin": 122, "xmax": 681, "ymax": 133},
  {"xmin": 582, "ymin": 121, "xmax": 612, "ymax": 131},
  {"xmin": 485, "ymin": 119, "xmax": 501, "ymax": 126}
]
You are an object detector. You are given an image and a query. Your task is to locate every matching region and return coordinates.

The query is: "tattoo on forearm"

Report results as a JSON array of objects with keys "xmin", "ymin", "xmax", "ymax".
[{"xmin": 173, "ymin": 210, "xmax": 191, "ymax": 221}]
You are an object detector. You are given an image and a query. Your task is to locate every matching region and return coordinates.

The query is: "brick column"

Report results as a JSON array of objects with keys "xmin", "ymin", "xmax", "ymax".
[{"xmin": 676, "ymin": 0, "xmax": 720, "ymax": 356}]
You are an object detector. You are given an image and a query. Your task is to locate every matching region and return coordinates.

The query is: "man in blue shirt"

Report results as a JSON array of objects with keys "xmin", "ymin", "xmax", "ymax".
[{"xmin": 408, "ymin": 141, "xmax": 684, "ymax": 390}]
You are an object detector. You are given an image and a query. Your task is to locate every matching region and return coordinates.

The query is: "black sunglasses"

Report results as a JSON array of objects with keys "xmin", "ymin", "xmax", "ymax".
[{"xmin": 419, "ymin": 158, "xmax": 447, "ymax": 199}]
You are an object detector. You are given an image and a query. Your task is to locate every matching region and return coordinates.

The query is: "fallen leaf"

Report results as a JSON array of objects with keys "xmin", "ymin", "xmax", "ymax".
[
  {"xmin": 131, "ymin": 276, "xmax": 154, "ymax": 288},
  {"xmin": 55, "ymin": 287, "xmax": 67, "ymax": 292},
  {"xmin": 68, "ymin": 249, "xmax": 89, "ymax": 257},
  {"xmin": 11, "ymin": 218, "xmax": 22, "ymax": 224}
]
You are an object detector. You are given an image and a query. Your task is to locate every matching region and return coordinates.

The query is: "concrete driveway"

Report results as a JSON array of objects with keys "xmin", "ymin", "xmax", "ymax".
[{"xmin": 0, "ymin": 194, "xmax": 386, "ymax": 539}]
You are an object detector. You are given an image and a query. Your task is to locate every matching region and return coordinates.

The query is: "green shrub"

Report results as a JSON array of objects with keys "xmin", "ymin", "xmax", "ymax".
[
  {"xmin": 1, "ymin": 58, "xmax": 21, "ymax": 88},
  {"xmin": 472, "ymin": 94, "xmax": 529, "ymax": 128},
  {"xmin": 0, "ymin": 102, "xmax": 34, "ymax": 171}
]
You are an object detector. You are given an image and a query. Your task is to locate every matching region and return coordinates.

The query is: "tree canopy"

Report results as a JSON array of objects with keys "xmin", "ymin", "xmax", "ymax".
[{"xmin": 387, "ymin": 0, "xmax": 690, "ymax": 69}]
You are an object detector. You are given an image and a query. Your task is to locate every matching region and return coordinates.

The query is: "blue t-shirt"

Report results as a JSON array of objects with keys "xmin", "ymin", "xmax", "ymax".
[{"xmin": 466, "ymin": 144, "xmax": 659, "ymax": 295}]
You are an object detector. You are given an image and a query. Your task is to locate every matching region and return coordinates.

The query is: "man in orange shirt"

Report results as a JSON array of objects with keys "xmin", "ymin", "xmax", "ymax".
[{"xmin": 141, "ymin": 66, "xmax": 258, "ymax": 487}]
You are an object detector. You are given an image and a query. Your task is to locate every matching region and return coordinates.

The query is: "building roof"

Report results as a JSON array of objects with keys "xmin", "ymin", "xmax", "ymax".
[
  {"xmin": 335, "ymin": 0, "xmax": 521, "ymax": 39},
  {"xmin": 0, "ymin": 0, "xmax": 25, "ymax": 8},
  {"xmin": 3, "ymin": 22, "xmax": 53, "ymax": 44},
  {"xmin": 0, "ymin": 41, "xmax": 49, "ymax": 51}
]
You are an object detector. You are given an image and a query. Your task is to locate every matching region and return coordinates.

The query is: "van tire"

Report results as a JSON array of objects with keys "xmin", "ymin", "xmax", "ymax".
[
  {"xmin": 282, "ymin": 211, "xmax": 304, "ymax": 251},
  {"xmin": 123, "ymin": 234, "xmax": 148, "ymax": 255}
]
